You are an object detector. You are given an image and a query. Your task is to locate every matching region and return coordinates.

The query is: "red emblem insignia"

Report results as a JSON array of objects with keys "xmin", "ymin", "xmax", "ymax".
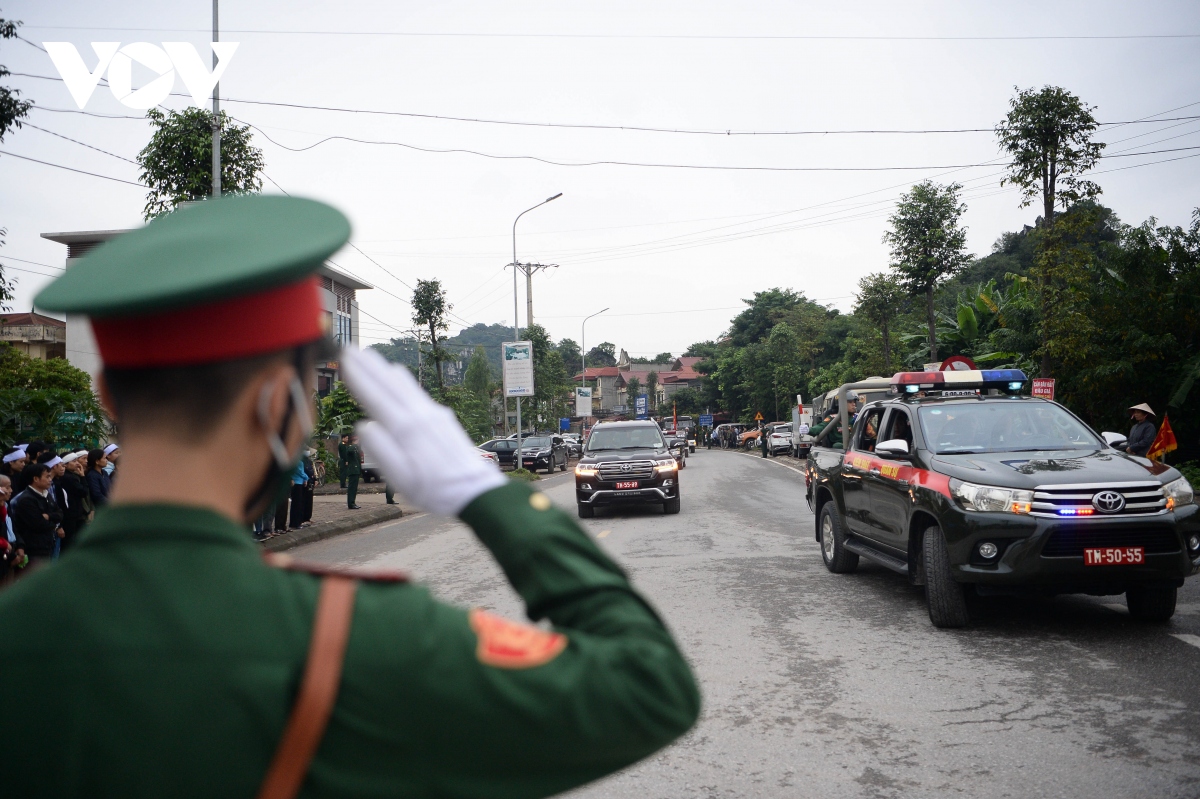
[{"xmin": 469, "ymin": 609, "xmax": 568, "ymax": 669}]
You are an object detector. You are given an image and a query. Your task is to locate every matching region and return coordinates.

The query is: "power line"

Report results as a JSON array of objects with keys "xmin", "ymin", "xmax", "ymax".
[
  {"xmin": 0, "ymin": 149, "xmax": 143, "ymax": 186},
  {"xmin": 12, "ymin": 71, "xmax": 1200, "ymax": 137},
  {"xmin": 23, "ymin": 122, "xmax": 138, "ymax": 163},
  {"xmin": 20, "ymin": 25, "xmax": 1200, "ymax": 41},
  {"xmin": 0, "ymin": 255, "xmax": 64, "ymax": 271}
]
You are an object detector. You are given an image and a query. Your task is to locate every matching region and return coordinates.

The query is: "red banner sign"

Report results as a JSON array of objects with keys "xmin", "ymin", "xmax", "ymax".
[{"xmin": 1031, "ymin": 378, "xmax": 1055, "ymax": 400}]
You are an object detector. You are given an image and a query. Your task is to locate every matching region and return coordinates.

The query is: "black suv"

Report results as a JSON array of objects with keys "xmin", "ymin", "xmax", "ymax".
[
  {"xmin": 517, "ymin": 435, "xmax": 569, "ymax": 474},
  {"xmin": 575, "ymin": 421, "xmax": 681, "ymax": 518},
  {"xmin": 807, "ymin": 372, "xmax": 1200, "ymax": 628}
]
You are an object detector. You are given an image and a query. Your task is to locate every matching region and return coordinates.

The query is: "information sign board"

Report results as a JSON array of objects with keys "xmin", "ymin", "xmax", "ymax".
[{"xmin": 502, "ymin": 341, "xmax": 534, "ymax": 397}]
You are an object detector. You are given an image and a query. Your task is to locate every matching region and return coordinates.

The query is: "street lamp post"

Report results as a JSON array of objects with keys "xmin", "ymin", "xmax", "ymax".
[
  {"xmin": 580, "ymin": 307, "xmax": 608, "ymax": 433},
  {"xmin": 511, "ymin": 193, "xmax": 562, "ymax": 465}
]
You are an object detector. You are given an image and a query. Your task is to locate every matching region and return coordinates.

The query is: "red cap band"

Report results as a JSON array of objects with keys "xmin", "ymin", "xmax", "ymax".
[{"xmin": 92, "ymin": 276, "xmax": 325, "ymax": 369}]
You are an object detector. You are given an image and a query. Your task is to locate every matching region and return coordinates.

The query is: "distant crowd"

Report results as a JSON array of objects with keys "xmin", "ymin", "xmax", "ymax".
[{"xmin": 0, "ymin": 441, "xmax": 118, "ymax": 579}]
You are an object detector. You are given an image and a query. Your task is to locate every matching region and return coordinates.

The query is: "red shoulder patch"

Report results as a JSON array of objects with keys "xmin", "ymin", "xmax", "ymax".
[
  {"xmin": 263, "ymin": 552, "xmax": 409, "ymax": 583},
  {"xmin": 468, "ymin": 609, "xmax": 568, "ymax": 669}
]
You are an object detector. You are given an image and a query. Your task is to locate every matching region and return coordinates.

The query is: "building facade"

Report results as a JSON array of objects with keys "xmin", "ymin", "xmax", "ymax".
[{"xmin": 0, "ymin": 313, "xmax": 66, "ymax": 360}]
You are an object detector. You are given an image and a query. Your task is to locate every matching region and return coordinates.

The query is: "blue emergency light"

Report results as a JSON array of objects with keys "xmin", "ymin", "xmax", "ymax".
[{"xmin": 891, "ymin": 369, "xmax": 1028, "ymax": 395}]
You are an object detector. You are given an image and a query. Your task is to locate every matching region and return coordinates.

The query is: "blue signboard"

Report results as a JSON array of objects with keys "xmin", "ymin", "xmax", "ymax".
[
  {"xmin": 635, "ymin": 394, "xmax": 649, "ymax": 418},
  {"xmin": 699, "ymin": 414, "xmax": 713, "ymax": 427},
  {"xmin": 559, "ymin": 417, "xmax": 571, "ymax": 431}
]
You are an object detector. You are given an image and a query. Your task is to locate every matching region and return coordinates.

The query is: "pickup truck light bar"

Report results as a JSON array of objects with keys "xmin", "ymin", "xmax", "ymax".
[{"xmin": 890, "ymin": 369, "xmax": 1027, "ymax": 394}]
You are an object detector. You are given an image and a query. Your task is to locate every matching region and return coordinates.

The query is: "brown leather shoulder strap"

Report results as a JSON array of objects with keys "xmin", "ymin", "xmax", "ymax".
[{"xmin": 257, "ymin": 575, "xmax": 358, "ymax": 799}]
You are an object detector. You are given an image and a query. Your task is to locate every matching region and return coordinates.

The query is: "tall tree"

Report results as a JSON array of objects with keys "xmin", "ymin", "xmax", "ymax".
[
  {"xmin": 411, "ymin": 279, "xmax": 451, "ymax": 389},
  {"xmin": 883, "ymin": 181, "xmax": 969, "ymax": 364},
  {"xmin": 652, "ymin": 352, "xmax": 674, "ymax": 364},
  {"xmin": 995, "ymin": 86, "xmax": 1105, "ymax": 376},
  {"xmin": 854, "ymin": 273, "xmax": 906, "ymax": 373},
  {"xmin": 137, "ymin": 108, "xmax": 265, "ymax": 220},
  {"xmin": 646, "ymin": 372, "xmax": 659, "ymax": 408},
  {"xmin": 0, "ymin": 16, "xmax": 31, "ymax": 311},
  {"xmin": 463, "ymin": 345, "xmax": 492, "ymax": 399},
  {"xmin": 585, "ymin": 342, "xmax": 617, "ymax": 367},
  {"xmin": 624, "ymin": 377, "xmax": 642, "ymax": 412},
  {"xmin": 555, "ymin": 338, "xmax": 582, "ymax": 377},
  {"xmin": 996, "ymin": 86, "xmax": 1104, "ymax": 228}
]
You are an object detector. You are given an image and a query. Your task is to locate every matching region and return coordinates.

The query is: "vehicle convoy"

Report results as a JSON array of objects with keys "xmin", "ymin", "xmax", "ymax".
[
  {"xmin": 575, "ymin": 420, "xmax": 681, "ymax": 518},
  {"xmin": 517, "ymin": 435, "xmax": 569, "ymax": 474},
  {"xmin": 806, "ymin": 369, "xmax": 1200, "ymax": 628},
  {"xmin": 660, "ymin": 427, "xmax": 688, "ymax": 468}
]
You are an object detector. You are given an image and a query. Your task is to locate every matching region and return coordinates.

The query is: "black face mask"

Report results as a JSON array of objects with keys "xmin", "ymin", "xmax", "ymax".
[{"xmin": 244, "ymin": 360, "xmax": 314, "ymax": 522}]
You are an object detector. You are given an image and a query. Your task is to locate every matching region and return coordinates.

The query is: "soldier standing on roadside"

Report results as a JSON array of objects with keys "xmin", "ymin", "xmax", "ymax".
[
  {"xmin": 336, "ymin": 432, "xmax": 349, "ymax": 489},
  {"xmin": 343, "ymin": 434, "xmax": 363, "ymax": 509},
  {"xmin": 0, "ymin": 196, "xmax": 698, "ymax": 799}
]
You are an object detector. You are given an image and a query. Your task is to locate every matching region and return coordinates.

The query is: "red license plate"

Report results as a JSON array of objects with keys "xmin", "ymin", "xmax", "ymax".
[
  {"xmin": 614, "ymin": 480, "xmax": 639, "ymax": 489},
  {"xmin": 1084, "ymin": 547, "xmax": 1145, "ymax": 566}
]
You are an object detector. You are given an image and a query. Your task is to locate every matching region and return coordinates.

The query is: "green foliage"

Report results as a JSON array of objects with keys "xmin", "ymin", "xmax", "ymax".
[
  {"xmin": 1176, "ymin": 461, "xmax": 1200, "ymax": 489},
  {"xmin": 645, "ymin": 371, "xmax": 659, "ymax": 404},
  {"xmin": 0, "ymin": 345, "xmax": 105, "ymax": 448},
  {"xmin": 507, "ymin": 467, "xmax": 540, "ymax": 482},
  {"xmin": 463, "ymin": 345, "xmax": 492, "ymax": 400},
  {"xmin": 0, "ymin": 16, "xmax": 32, "ymax": 145},
  {"xmin": 586, "ymin": 342, "xmax": 617, "ymax": 367},
  {"xmin": 996, "ymin": 86, "xmax": 1104, "ymax": 224},
  {"xmin": 883, "ymin": 181, "xmax": 970, "ymax": 363},
  {"xmin": 411, "ymin": 279, "xmax": 451, "ymax": 389},
  {"xmin": 624, "ymin": 376, "xmax": 642, "ymax": 408},
  {"xmin": 0, "ymin": 228, "xmax": 17, "ymax": 311},
  {"xmin": 855, "ymin": 273, "xmax": 907, "ymax": 373},
  {"xmin": 525, "ymin": 323, "xmax": 572, "ymax": 427},
  {"xmin": 137, "ymin": 108, "xmax": 265, "ymax": 220},
  {"xmin": 430, "ymin": 384, "xmax": 494, "ymax": 442},
  {"xmin": 556, "ymin": 338, "xmax": 582, "ymax": 377},
  {"xmin": 316, "ymin": 381, "xmax": 364, "ymax": 439}
]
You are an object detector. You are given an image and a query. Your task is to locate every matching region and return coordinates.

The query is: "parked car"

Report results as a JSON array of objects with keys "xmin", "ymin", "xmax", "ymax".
[
  {"xmin": 767, "ymin": 423, "xmax": 793, "ymax": 455},
  {"xmin": 517, "ymin": 435, "xmax": 569, "ymax": 474},
  {"xmin": 477, "ymin": 447, "xmax": 499, "ymax": 465},
  {"xmin": 661, "ymin": 428, "xmax": 688, "ymax": 468},
  {"xmin": 561, "ymin": 433, "xmax": 583, "ymax": 458},
  {"xmin": 478, "ymin": 438, "xmax": 519, "ymax": 468}
]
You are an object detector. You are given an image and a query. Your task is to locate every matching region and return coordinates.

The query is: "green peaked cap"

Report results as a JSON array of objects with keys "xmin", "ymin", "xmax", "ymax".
[{"xmin": 36, "ymin": 195, "xmax": 351, "ymax": 318}]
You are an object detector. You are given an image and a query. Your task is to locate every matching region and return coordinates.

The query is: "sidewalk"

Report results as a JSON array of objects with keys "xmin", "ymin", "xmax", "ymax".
[{"xmin": 260, "ymin": 490, "xmax": 415, "ymax": 553}]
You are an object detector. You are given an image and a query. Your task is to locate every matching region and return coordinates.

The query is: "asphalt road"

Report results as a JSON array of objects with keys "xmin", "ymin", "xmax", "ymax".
[{"xmin": 291, "ymin": 449, "xmax": 1200, "ymax": 798}]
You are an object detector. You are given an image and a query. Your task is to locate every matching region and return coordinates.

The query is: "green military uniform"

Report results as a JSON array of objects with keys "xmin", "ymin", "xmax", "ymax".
[
  {"xmin": 2, "ymin": 195, "xmax": 699, "ymax": 797},
  {"xmin": 343, "ymin": 441, "xmax": 362, "ymax": 508},
  {"xmin": 809, "ymin": 414, "xmax": 843, "ymax": 449},
  {"xmin": 0, "ymin": 482, "xmax": 698, "ymax": 797},
  {"xmin": 337, "ymin": 438, "xmax": 349, "ymax": 488}
]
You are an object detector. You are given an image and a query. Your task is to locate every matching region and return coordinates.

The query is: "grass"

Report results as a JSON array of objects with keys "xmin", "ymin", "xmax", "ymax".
[{"xmin": 507, "ymin": 468, "xmax": 541, "ymax": 482}]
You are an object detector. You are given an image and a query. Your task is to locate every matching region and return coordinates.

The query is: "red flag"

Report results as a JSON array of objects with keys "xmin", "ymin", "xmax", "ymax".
[
  {"xmin": 1147, "ymin": 413, "xmax": 1178, "ymax": 462},
  {"xmin": 673, "ymin": 401, "xmax": 677, "ymax": 431}
]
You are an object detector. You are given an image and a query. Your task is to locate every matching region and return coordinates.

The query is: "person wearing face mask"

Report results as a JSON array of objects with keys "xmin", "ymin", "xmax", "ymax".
[
  {"xmin": 57, "ymin": 451, "xmax": 92, "ymax": 552},
  {"xmin": 0, "ymin": 196, "xmax": 698, "ymax": 799}
]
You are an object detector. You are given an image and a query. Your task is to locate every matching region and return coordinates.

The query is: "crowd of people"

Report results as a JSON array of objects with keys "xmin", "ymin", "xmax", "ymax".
[
  {"xmin": 0, "ymin": 441, "xmax": 118, "ymax": 580},
  {"xmin": 252, "ymin": 448, "xmax": 319, "ymax": 542}
]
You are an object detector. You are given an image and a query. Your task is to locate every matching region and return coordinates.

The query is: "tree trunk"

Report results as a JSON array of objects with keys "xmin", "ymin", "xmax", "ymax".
[{"xmin": 926, "ymin": 285, "xmax": 938, "ymax": 364}]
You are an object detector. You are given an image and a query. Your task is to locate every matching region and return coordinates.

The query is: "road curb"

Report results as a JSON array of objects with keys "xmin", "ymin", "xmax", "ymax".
[{"xmin": 260, "ymin": 505, "xmax": 409, "ymax": 553}]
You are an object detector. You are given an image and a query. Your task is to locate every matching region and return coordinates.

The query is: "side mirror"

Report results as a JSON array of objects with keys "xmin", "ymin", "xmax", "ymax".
[
  {"xmin": 1101, "ymin": 431, "xmax": 1128, "ymax": 449},
  {"xmin": 876, "ymin": 439, "xmax": 911, "ymax": 459}
]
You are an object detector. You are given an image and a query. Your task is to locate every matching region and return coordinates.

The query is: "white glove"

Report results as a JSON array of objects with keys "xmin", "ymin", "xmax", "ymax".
[{"xmin": 341, "ymin": 347, "xmax": 506, "ymax": 516}]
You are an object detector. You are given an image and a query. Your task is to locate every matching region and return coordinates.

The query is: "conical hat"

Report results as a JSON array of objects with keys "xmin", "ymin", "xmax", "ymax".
[{"xmin": 1128, "ymin": 403, "xmax": 1155, "ymax": 415}]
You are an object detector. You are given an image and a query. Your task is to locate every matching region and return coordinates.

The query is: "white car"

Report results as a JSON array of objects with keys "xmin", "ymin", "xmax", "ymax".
[{"xmin": 767, "ymin": 424, "xmax": 793, "ymax": 455}]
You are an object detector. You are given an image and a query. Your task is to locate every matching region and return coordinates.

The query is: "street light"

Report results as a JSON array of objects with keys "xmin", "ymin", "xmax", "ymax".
[
  {"xmin": 580, "ymin": 307, "xmax": 608, "ymax": 431},
  {"xmin": 510, "ymin": 193, "xmax": 562, "ymax": 463}
]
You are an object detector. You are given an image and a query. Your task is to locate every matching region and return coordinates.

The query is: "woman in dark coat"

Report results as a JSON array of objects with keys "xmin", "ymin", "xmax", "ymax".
[{"xmin": 85, "ymin": 448, "xmax": 112, "ymax": 508}]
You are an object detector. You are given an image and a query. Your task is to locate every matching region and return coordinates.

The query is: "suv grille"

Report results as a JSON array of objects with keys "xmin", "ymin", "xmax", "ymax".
[
  {"xmin": 597, "ymin": 460, "xmax": 655, "ymax": 481},
  {"xmin": 1031, "ymin": 482, "xmax": 1166, "ymax": 517},
  {"xmin": 1041, "ymin": 526, "xmax": 1182, "ymax": 557}
]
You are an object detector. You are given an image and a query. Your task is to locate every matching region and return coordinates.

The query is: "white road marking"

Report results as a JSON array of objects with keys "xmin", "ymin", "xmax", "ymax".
[
  {"xmin": 741, "ymin": 452, "xmax": 807, "ymax": 477},
  {"xmin": 598, "ymin": 530, "xmax": 611, "ymax": 539},
  {"xmin": 1171, "ymin": 633, "xmax": 1200, "ymax": 649}
]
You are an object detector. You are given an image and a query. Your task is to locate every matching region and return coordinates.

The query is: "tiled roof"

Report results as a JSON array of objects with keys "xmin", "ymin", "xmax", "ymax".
[
  {"xmin": 0, "ymin": 313, "xmax": 65, "ymax": 328},
  {"xmin": 572, "ymin": 366, "xmax": 621, "ymax": 380}
]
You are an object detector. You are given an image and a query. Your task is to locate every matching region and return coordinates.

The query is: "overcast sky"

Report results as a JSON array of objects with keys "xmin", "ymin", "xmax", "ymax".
[{"xmin": 3, "ymin": 1, "xmax": 1199, "ymax": 357}]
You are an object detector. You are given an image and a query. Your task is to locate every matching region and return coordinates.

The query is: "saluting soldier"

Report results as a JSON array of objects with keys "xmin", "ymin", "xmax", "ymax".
[
  {"xmin": 343, "ymin": 434, "xmax": 363, "ymax": 509},
  {"xmin": 336, "ymin": 432, "xmax": 350, "ymax": 489},
  {"xmin": 0, "ymin": 196, "xmax": 699, "ymax": 798}
]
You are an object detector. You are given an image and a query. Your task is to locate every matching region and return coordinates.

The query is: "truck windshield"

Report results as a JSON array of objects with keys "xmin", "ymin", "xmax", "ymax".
[
  {"xmin": 521, "ymin": 437, "xmax": 552, "ymax": 448},
  {"xmin": 917, "ymin": 402, "xmax": 1102, "ymax": 454},
  {"xmin": 587, "ymin": 426, "xmax": 666, "ymax": 451}
]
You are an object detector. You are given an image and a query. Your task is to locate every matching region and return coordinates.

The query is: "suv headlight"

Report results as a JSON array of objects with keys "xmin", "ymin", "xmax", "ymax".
[
  {"xmin": 949, "ymin": 479, "xmax": 1034, "ymax": 514},
  {"xmin": 654, "ymin": 458, "xmax": 678, "ymax": 471},
  {"xmin": 575, "ymin": 464, "xmax": 597, "ymax": 477},
  {"xmin": 1164, "ymin": 476, "xmax": 1194, "ymax": 510}
]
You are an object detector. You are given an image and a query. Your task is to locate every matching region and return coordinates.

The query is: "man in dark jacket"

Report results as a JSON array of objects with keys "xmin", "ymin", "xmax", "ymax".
[
  {"xmin": 1124, "ymin": 403, "xmax": 1157, "ymax": 457},
  {"xmin": 12, "ymin": 463, "xmax": 63, "ymax": 566},
  {"xmin": 57, "ymin": 452, "xmax": 92, "ymax": 552}
]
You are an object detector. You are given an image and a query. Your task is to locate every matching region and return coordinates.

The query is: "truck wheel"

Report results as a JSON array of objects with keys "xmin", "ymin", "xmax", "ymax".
[
  {"xmin": 923, "ymin": 526, "xmax": 971, "ymax": 628},
  {"xmin": 819, "ymin": 504, "xmax": 858, "ymax": 574},
  {"xmin": 577, "ymin": 503, "xmax": 595, "ymax": 519},
  {"xmin": 663, "ymin": 494, "xmax": 681, "ymax": 514},
  {"xmin": 1126, "ymin": 584, "xmax": 1177, "ymax": 622}
]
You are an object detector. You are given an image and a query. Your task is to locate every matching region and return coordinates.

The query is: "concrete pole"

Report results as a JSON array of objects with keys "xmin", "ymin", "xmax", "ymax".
[{"xmin": 212, "ymin": 0, "xmax": 221, "ymax": 198}]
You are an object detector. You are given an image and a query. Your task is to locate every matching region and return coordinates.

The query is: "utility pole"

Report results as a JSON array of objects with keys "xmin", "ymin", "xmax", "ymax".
[
  {"xmin": 513, "ymin": 262, "xmax": 558, "ymax": 329},
  {"xmin": 510, "ymin": 193, "xmax": 562, "ymax": 460},
  {"xmin": 211, "ymin": 0, "xmax": 221, "ymax": 198}
]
